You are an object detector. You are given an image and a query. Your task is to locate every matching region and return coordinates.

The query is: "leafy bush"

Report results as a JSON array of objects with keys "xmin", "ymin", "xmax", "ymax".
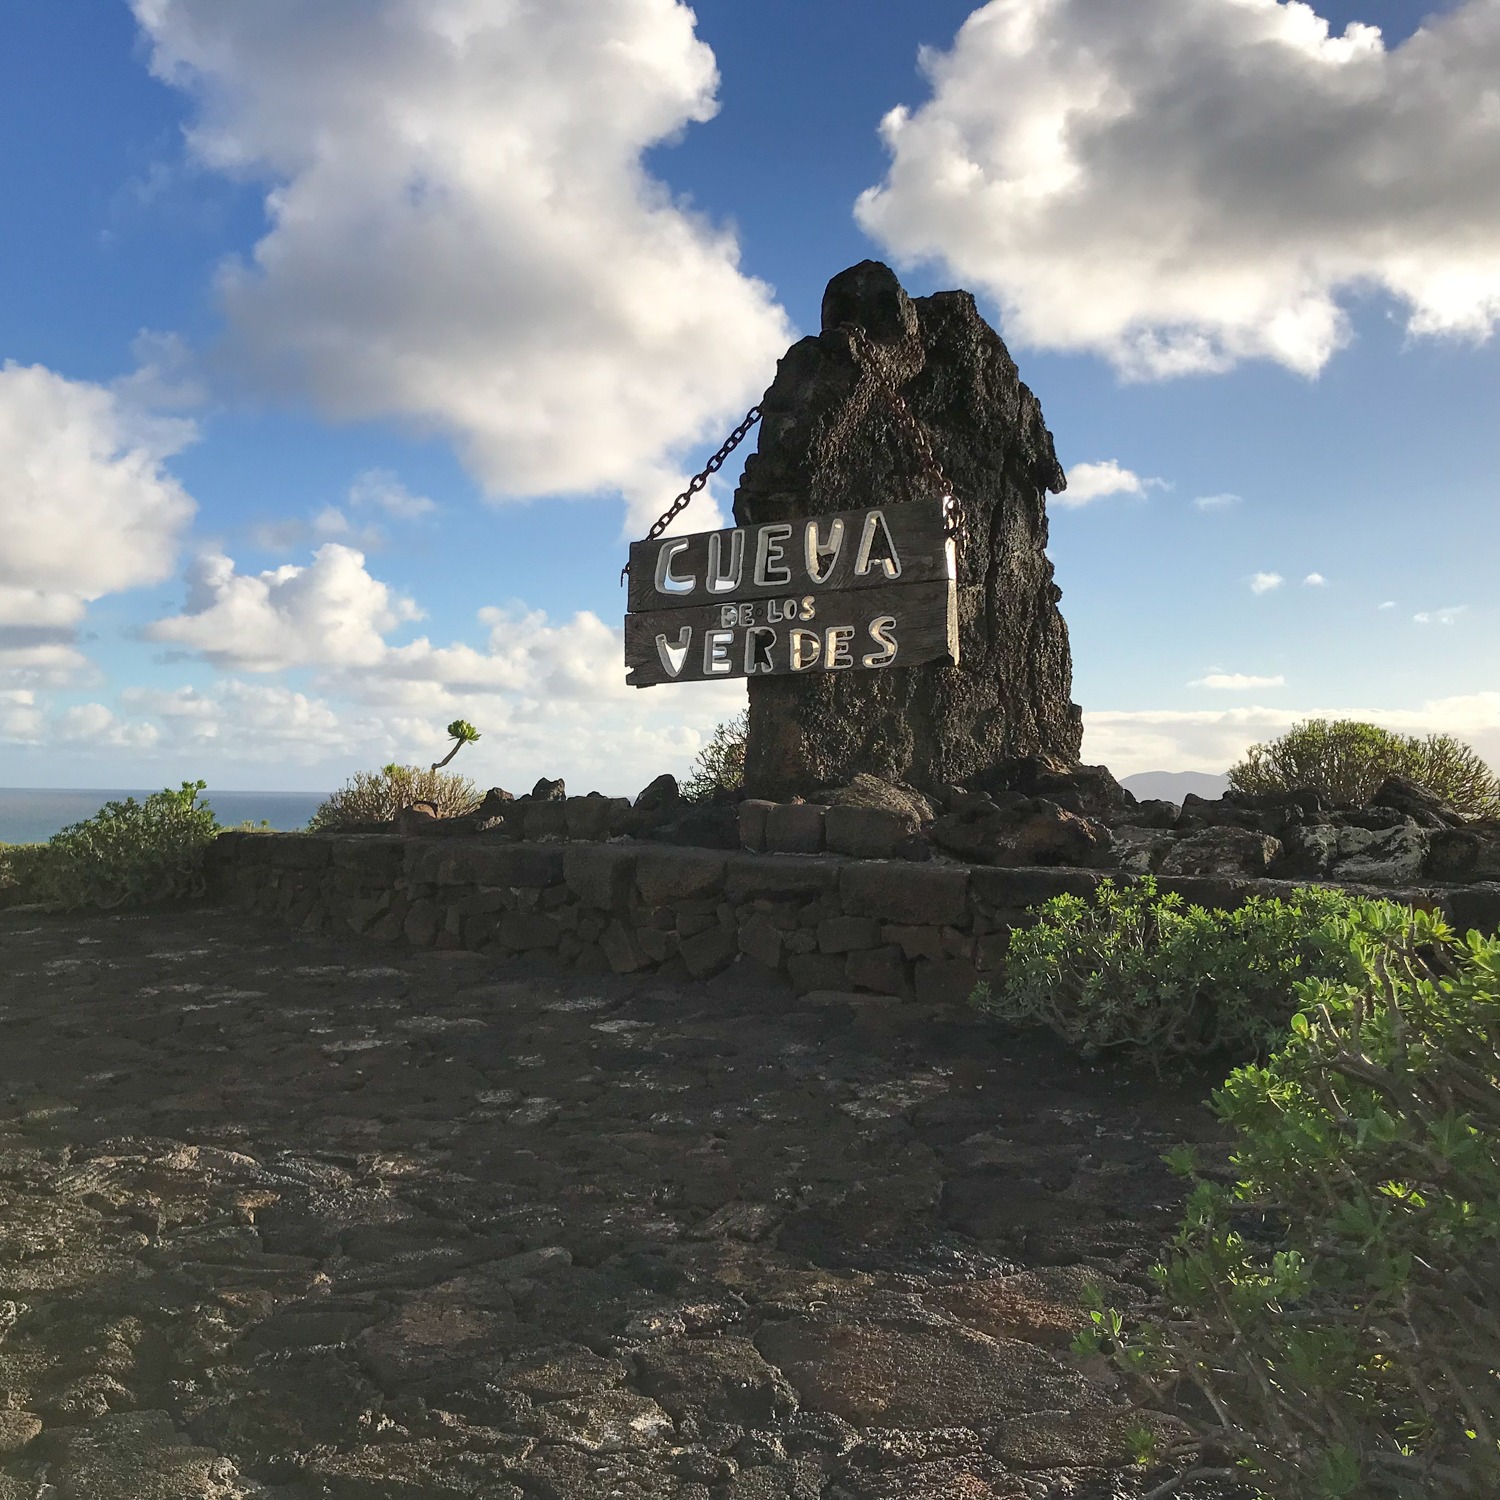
[
  {"xmin": 971, "ymin": 877, "xmax": 1406, "ymax": 1058},
  {"xmin": 309, "ymin": 763, "xmax": 480, "ymax": 829},
  {"xmin": 683, "ymin": 710, "xmax": 748, "ymax": 802},
  {"xmin": 1228, "ymin": 718, "xmax": 1500, "ymax": 817},
  {"xmin": 1081, "ymin": 905, "xmax": 1500, "ymax": 1497},
  {"xmin": 1, "ymin": 781, "xmax": 221, "ymax": 911}
]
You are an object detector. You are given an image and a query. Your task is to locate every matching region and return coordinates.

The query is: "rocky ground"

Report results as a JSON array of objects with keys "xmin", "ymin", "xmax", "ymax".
[{"xmin": 0, "ymin": 904, "xmax": 1248, "ymax": 1500}]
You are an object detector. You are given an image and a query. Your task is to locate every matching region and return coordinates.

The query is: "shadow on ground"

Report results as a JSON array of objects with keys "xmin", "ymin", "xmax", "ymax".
[{"xmin": 0, "ymin": 907, "xmax": 1249, "ymax": 1499}]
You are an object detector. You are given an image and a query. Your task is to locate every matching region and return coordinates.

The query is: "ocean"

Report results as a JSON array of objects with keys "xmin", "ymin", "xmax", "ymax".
[{"xmin": 0, "ymin": 788, "xmax": 329, "ymax": 846}]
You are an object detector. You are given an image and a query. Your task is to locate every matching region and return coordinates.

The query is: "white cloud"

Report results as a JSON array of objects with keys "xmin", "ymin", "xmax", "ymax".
[
  {"xmin": 1085, "ymin": 693, "xmax": 1500, "ymax": 777},
  {"xmin": 1194, "ymin": 493, "xmax": 1241, "ymax": 511},
  {"xmin": 1249, "ymin": 571, "xmax": 1284, "ymax": 594},
  {"xmin": 1414, "ymin": 605, "xmax": 1466, "ymax": 625},
  {"xmin": 0, "ymin": 690, "xmax": 44, "ymax": 744},
  {"xmin": 132, "ymin": 0, "xmax": 793, "ymax": 500},
  {"xmin": 1188, "ymin": 672, "xmax": 1286, "ymax": 690},
  {"xmin": 0, "ymin": 361, "xmax": 196, "ymax": 683},
  {"xmin": 1304, "ymin": 572, "xmax": 1328, "ymax": 586},
  {"xmin": 145, "ymin": 544, "xmax": 423, "ymax": 671},
  {"xmin": 348, "ymin": 468, "xmax": 436, "ymax": 520},
  {"xmin": 54, "ymin": 703, "xmax": 160, "ymax": 750},
  {"xmin": 857, "ymin": 0, "xmax": 1500, "ymax": 378},
  {"xmin": 1053, "ymin": 459, "xmax": 1162, "ymax": 508},
  {"xmin": 1379, "ymin": 600, "xmax": 1397, "ymax": 610},
  {"xmin": 131, "ymin": 544, "xmax": 742, "ymax": 791}
]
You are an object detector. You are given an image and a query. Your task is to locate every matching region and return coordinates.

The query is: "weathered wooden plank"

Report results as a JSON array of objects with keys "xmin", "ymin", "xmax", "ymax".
[
  {"xmin": 626, "ymin": 500, "xmax": 952, "ymax": 614},
  {"xmin": 625, "ymin": 579, "xmax": 958, "ymax": 687}
]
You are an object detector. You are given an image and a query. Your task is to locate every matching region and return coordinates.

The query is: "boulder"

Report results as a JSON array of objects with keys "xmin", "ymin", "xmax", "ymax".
[
  {"xmin": 1158, "ymin": 827, "xmax": 1282, "ymax": 878},
  {"xmin": 634, "ymin": 773, "xmax": 681, "ymax": 813},
  {"xmin": 824, "ymin": 771, "xmax": 935, "ymax": 826},
  {"xmin": 1107, "ymin": 825, "xmax": 1176, "ymax": 875},
  {"xmin": 1367, "ymin": 775, "xmax": 1469, "ymax": 829},
  {"xmin": 1331, "ymin": 821, "xmax": 1429, "ymax": 886},
  {"xmin": 642, "ymin": 803, "xmax": 741, "ymax": 850},
  {"xmin": 473, "ymin": 787, "xmax": 515, "ymax": 821},
  {"xmin": 971, "ymin": 755, "xmax": 1135, "ymax": 821},
  {"xmin": 930, "ymin": 797, "xmax": 1110, "ymax": 867},
  {"xmin": 737, "ymin": 261, "xmax": 1082, "ymax": 799},
  {"xmin": 530, "ymin": 776, "xmax": 566, "ymax": 802},
  {"xmin": 1129, "ymin": 798, "xmax": 1181, "ymax": 830},
  {"xmin": 393, "ymin": 801, "xmax": 439, "ymax": 835},
  {"xmin": 1274, "ymin": 823, "xmax": 1343, "ymax": 879}
]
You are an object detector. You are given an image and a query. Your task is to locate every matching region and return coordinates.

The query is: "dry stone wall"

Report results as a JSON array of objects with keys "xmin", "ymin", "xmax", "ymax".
[{"xmin": 206, "ymin": 832, "xmax": 1500, "ymax": 1004}]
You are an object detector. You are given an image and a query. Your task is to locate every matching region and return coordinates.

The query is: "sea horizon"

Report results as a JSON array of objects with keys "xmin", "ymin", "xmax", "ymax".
[{"xmin": 0, "ymin": 787, "xmax": 330, "ymax": 845}]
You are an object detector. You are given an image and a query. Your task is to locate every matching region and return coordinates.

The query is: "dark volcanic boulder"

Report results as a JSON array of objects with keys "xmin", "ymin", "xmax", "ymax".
[{"xmin": 735, "ymin": 260, "xmax": 1082, "ymax": 799}]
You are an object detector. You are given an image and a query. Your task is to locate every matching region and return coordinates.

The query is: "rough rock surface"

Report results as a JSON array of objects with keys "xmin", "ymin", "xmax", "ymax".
[
  {"xmin": 735, "ymin": 262, "xmax": 1082, "ymax": 799},
  {"xmin": 0, "ymin": 906, "xmax": 1249, "ymax": 1500}
]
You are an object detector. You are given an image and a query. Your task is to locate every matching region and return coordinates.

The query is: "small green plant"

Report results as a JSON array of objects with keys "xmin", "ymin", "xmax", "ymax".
[
  {"xmin": 1082, "ymin": 906, "xmax": 1500, "ymax": 1497},
  {"xmin": 431, "ymin": 718, "xmax": 481, "ymax": 772},
  {"xmin": 683, "ymin": 710, "xmax": 748, "ymax": 802},
  {"xmin": 309, "ymin": 763, "xmax": 480, "ymax": 829},
  {"xmin": 972, "ymin": 876, "xmax": 1393, "ymax": 1059},
  {"xmin": 2, "ymin": 782, "xmax": 221, "ymax": 911},
  {"xmin": 1228, "ymin": 718, "xmax": 1500, "ymax": 817}
]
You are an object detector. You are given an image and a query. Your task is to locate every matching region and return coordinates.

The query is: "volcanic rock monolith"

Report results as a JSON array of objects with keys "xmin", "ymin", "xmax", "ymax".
[{"xmin": 734, "ymin": 260, "xmax": 1082, "ymax": 800}]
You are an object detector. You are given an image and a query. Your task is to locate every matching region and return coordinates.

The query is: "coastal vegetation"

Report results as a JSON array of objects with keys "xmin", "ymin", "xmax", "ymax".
[
  {"xmin": 308, "ymin": 762, "xmax": 481, "ymax": 829},
  {"xmin": 0, "ymin": 781, "xmax": 220, "ymax": 910},
  {"xmin": 1228, "ymin": 719, "xmax": 1500, "ymax": 817},
  {"xmin": 982, "ymin": 878, "xmax": 1500, "ymax": 1495}
]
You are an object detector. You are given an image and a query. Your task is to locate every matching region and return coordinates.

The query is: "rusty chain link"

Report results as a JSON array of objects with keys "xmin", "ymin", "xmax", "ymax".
[
  {"xmin": 621, "ymin": 405, "xmax": 762, "ymax": 583},
  {"xmin": 623, "ymin": 324, "xmax": 962, "ymax": 584}
]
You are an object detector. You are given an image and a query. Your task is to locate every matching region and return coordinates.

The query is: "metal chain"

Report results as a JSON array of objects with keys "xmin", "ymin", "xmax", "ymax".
[
  {"xmin": 622, "ymin": 405, "xmax": 763, "ymax": 582},
  {"xmin": 624, "ymin": 322, "xmax": 963, "ymax": 585}
]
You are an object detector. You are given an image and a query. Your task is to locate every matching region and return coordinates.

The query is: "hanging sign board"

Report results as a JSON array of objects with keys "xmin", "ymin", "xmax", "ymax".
[{"xmin": 624, "ymin": 500, "xmax": 957, "ymax": 687}]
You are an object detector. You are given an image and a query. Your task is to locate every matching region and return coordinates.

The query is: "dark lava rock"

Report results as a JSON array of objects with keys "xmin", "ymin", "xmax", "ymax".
[
  {"xmin": 1368, "ymin": 775, "xmax": 1469, "ymax": 829},
  {"xmin": 643, "ymin": 803, "xmax": 741, "ymax": 850},
  {"xmin": 530, "ymin": 777, "xmax": 567, "ymax": 802},
  {"xmin": 736, "ymin": 261, "xmax": 1082, "ymax": 799},
  {"xmin": 635, "ymin": 773, "xmax": 683, "ymax": 813},
  {"xmin": 1159, "ymin": 827, "xmax": 1282, "ymax": 877}
]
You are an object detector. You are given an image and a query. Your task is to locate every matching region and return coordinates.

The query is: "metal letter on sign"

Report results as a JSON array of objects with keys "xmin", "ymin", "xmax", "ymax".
[{"xmin": 623, "ymin": 501, "xmax": 958, "ymax": 687}]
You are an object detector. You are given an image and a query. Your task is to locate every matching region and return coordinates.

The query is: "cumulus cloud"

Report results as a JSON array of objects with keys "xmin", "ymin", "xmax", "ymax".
[
  {"xmin": 857, "ymin": 0, "xmax": 1500, "ymax": 378},
  {"xmin": 132, "ymin": 0, "xmax": 793, "ymax": 500},
  {"xmin": 0, "ymin": 690, "xmax": 44, "ymax": 744},
  {"xmin": 145, "ymin": 544, "xmax": 423, "ymax": 671},
  {"xmin": 54, "ymin": 703, "xmax": 160, "ymax": 750},
  {"xmin": 1304, "ymin": 572, "xmax": 1328, "ymax": 586},
  {"xmin": 1249, "ymin": 572, "xmax": 1285, "ymax": 594},
  {"xmin": 0, "ymin": 361, "xmax": 196, "ymax": 682},
  {"xmin": 132, "ymin": 543, "xmax": 742, "ymax": 789},
  {"xmin": 1086, "ymin": 693, "xmax": 1500, "ymax": 777},
  {"xmin": 1379, "ymin": 600, "xmax": 1397, "ymax": 610},
  {"xmin": 1194, "ymin": 493, "xmax": 1241, "ymax": 511},
  {"xmin": 1189, "ymin": 672, "xmax": 1286, "ymax": 690},
  {"xmin": 1414, "ymin": 605, "xmax": 1466, "ymax": 625},
  {"xmin": 1053, "ymin": 459, "xmax": 1162, "ymax": 508}
]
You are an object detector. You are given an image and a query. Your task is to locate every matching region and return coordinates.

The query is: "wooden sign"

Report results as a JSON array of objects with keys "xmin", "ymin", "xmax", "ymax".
[
  {"xmin": 626, "ymin": 501, "xmax": 953, "ymax": 614},
  {"xmin": 624, "ymin": 501, "xmax": 958, "ymax": 686}
]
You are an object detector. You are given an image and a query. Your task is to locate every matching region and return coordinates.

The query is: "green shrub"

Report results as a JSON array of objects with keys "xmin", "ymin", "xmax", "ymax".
[
  {"xmin": 309, "ymin": 763, "xmax": 480, "ymax": 830},
  {"xmin": 682, "ymin": 710, "xmax": 748, "ymax": 802},
  {"xmin": 971, "ymin": 877, "xmax": 1405, "ymax": 1059},
  {"xmin": 1081, "ymin": 905, "xmax": 1500, "ymax": 1497},
  {"xmin": 1228, "ymin": 718, "xmax": 1500, "ymax": 817},
  {"xmin": 3, "ymin": 781, "xmax": 221, "ymax": 911}
]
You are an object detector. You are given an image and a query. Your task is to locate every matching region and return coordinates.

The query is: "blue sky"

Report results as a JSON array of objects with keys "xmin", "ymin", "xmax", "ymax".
[{"xmin": 1, "ymin": 0, "xmax": 1496, "ymax": 794}]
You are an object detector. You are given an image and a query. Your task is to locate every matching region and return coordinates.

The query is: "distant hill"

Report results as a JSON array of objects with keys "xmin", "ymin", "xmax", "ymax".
[{"xmin": 1121, "ymin": 770, "xmax": 1230, "ymax": 804}]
